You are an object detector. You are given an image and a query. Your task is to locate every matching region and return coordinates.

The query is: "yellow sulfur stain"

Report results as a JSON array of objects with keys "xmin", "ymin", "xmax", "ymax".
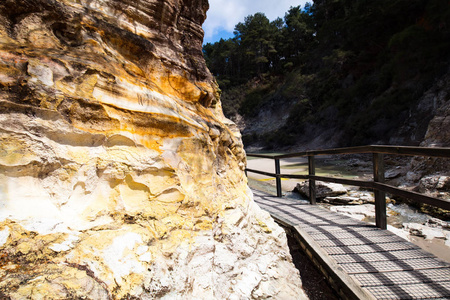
[
  {"xmin": 256, "ymin": 218, "xmax": 272, "ymax": 234},
  {"xmin": 194, "ymin": 219, "xmax": 213, "ymax": 231},
  {"xmin": 77, "ymin": 73, "xmax": 100, "ymax": 99},
  {"xmin": 0, "ymin": 136, "xmax": 36, "ymax": 166},
  {"xmin": 39, "ymin": 93, "xmax": 65, "ymax": 110}
]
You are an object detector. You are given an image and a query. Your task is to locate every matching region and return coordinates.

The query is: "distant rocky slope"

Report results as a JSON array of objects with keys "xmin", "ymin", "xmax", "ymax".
[
  {"xmin": 230, "ymin": 67, "xmax": 450, "ymax": 152},
  {"xmin": 0, "ymin": 0, "xmax": 305, "ymax": 298}
]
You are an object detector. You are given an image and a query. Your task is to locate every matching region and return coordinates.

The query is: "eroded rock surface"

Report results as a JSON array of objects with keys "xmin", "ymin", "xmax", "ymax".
[{"xmin": 0, "ymin": 0, "xmax": 305, "ymax": 298}]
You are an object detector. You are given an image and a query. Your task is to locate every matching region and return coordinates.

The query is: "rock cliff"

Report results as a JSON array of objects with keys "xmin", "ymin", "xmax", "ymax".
[
  {"xmin": 0, "ymin": 0, "xmax": 305, "ymax": 298},
  {"xmin": 406, "ymin": 71, "xmax": 450, "ymax": 197}
]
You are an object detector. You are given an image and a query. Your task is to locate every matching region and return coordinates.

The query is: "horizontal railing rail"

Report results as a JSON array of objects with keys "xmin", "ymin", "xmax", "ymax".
[{"xmin": 246, "ymin": 145, "xmax": 450, "ymax": 229}]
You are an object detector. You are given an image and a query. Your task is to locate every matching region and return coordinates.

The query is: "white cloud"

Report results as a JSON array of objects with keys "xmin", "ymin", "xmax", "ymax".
[{"xmin": 203, "ymin": 0, "xmax": 309, "ymax": 43}]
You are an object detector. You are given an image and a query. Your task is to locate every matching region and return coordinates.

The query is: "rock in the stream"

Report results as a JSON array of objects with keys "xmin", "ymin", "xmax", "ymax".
[
  {"xmin": 385, "ymin": 169, "xmax": 403, "ymax": 180},
  {"xmin": 348, "ymin": 191, "xmax": 376, "ymax": 204},
  {"xmin": 403, "ymin": 223, "xmax": 449, "ymax": 240},
  {"xmin": 324, "ymin": 196, "xmax": 366, "ymax": 205},
  {"xmin": 0, "ymin": 0, "xmax": 305, "ymax": 298},
  {"xmin": 325, "ymin": 191, "xmax": 393, "ymax": 205},
  {"xmin": 417, "ymin": 175, "xmax": 450, "ymax": 193},
  {"xmin": 427, "ymin": 217, "xmax": 450, "ymax": 229},
  {"xmin": 294, "ymin": 181, "xmax": 348, "ymax": 199},
  {"xmin": 412, "ymin": 175, "xmax": 450, "ymax": 200},
  {"xmin": 329, "ymin": 204, "xmax": 375, "ymax": 221}
]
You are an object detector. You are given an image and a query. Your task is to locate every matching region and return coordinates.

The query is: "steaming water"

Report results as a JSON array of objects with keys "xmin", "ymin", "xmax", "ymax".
[
  {"xmin": 284, "ymin": 191, "xmax": 310, "ymax": 203},
  {"xmin": 387, "ymin": 203, "xmax": 430, "ymax": 224}
]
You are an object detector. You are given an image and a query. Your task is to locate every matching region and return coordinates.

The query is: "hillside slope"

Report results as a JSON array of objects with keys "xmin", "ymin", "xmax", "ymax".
[{"xmin": 204, "ymin": 0, "xmax": 450, "ymax": 150}]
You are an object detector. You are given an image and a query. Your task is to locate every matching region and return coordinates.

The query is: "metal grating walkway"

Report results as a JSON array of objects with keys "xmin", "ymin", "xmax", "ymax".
[{"xmin": 252, "ymin": 189, "xmax": 450, "ymax": 300}]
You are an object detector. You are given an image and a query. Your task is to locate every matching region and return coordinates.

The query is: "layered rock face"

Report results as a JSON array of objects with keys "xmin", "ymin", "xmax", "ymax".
[
  {"xmin": 0, "ymin": 0, "xmax": 305, "ymax": 298},
  {"xmin": 407, "ymin": 71, "xmax": 450, "ymax": 186}
]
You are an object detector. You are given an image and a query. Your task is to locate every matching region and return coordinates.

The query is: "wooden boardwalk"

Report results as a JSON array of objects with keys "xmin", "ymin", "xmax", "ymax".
[{"xmin": 252, "ymin": 189, "xmax": 450, "ymax": 300}]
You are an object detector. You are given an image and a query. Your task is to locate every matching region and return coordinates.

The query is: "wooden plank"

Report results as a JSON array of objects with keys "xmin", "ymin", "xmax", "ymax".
[
  {"xmin": 292, "ymin": 214, "xmax": 346, "ymax": 221},
  {"xmin": 246, "ymin": 153, "xmax": 279, "ymax": 159},
  {"xmin": 303, "ymin": 224, "xmax": 380, "ymax": 234},
  {"xmin": 332, "ymin": 249, "xmax": 436, "ymax": 264},
  {"xmin": 340, "ymin": 258, "xmax": 450, "ymax": 274},
  {"xmin": 276, "ymin": 173, "xmax": 309, "ymax": 180},
  {"xmin": 365, "ymin": 282, "xmax": 450, "ymax": 299},
  {"xmin": 245, "ymin": 168, "xmax": 276, "ymax": 177},
  {"xmin": 260, "ymin": 205, "xmax": 373, "ymax": 228},
  {"xmin": 275, "ymin": 158, "xmax": 282, "ymax": 197},
  {"xmin": 252, "ymin": 190, "xmax": 450, "ymax": 300},
  {"xmin": 308, "ymin": 155, "xmax": 316, "ymax": 205},
  {"xmin": 374, "ymin": 182, "xmax": 450, "ymax": 210},
  {"xmin": 248, "ymin": 145, "xmax": 450, "ymax": 159},
  {"xmin": 255, "ymin": 199, "xmax": 305, "ymax": 207},
  {"xmin": 322, "ymin": 243, "xmax": 419, "ymax": 255},
  {"xmin": 352, "ymin": 268, "xmax": 450, "ymax": 287},
  {"xmin": 292, "ymin": 224, "xmax": 376, "ymax": 300},
  {"xmin": 270, "ymin": 211, "xmax": 364, "ymax": 227},
  {"xmin": 316, "ymin": 235, "xmax": 406, "ymax": 247},
  {"xmin": 371, "ymin": 145, "xmax": 450, "ymax": 158},
  {"xmin": 373, "ymin": 153, "xmax": 387, "ymax": 229},
  {"xmin": 307, "ymin": 230, "xmax": 393, "ymax": 241}
]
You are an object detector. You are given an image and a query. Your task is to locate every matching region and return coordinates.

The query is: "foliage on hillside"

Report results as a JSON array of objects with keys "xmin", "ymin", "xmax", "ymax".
[{"xmin": 203, "ymin": 0, "xmax": 450, "ymax": 149}]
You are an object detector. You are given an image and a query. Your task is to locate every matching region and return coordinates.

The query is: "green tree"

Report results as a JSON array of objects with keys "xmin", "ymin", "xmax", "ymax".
[
  {"xmin": 282, "ymin": 5, "xmax": 315, "ymax": 65},
  {"xmin": 234, "ymin": 13, "xmax": 278, "ymax": 77}
]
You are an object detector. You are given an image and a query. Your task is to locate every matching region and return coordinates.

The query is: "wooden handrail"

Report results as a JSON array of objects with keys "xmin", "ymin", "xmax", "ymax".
[
  {"xmin": 246, "ymin": 145, "xmax": 450, "ymax": 229},
  {"xmin": 260, "ymin": 145, "xmax": 450, "ymax": 159}
]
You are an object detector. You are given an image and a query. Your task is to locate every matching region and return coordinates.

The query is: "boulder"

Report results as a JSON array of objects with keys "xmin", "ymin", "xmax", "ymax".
[
  {"xmin": 324, "ymin": 196, "xmax": 365, "ymax": 205},
  {"xmin": 403, "ymin": 223, "xmax": 448, "ymax": 240},
  {"xmin": 294, "ymin": 181, "xmax": 348, "ymax": 199},
  {"xmin": 385, "ymin": 169, "xmax": 403, "ymax": 180},
  {"xmin": 329, "ymin": 204, "xmax": 375, "ymax": 221},
  {"xmin": 416, "ymin": 175, "xmax": 450, "ymax": 200},
  {"xmin": 418, "ymin": 175, "xmax": 450, "ymax": 192},
  {"xmin": 348, "ymin": 191, "xmax": 375, "ymax": 204},
  {"xmin": 427, "ymin": 217, "xmax": 450, "ymax": 229}
]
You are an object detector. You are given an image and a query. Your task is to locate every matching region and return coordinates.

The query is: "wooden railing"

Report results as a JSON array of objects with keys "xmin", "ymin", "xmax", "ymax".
[{"xmin": 246, "ymin": 145, "xmax": 450, "ymax": 229}]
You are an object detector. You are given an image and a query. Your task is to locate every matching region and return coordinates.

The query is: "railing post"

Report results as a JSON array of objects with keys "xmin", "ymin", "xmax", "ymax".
[
  {"xmin": 373, "ymin": 153, "xmax": 387, "ymax": 229},
  {"xmin": 275, "ymin": 158, "xmax": 282, "ymax": 197},
  {"xmin": 308, "ymin": 155, "xmax": 316, "ymax": 205}
]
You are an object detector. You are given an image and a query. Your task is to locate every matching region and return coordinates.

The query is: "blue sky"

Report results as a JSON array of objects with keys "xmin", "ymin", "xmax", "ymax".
[{"xmin": 203, "ymin": 0, "xmax": 309, "ymax": 44}]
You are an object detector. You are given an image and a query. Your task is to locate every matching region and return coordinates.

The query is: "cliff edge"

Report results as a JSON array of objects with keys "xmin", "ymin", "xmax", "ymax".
[{"xmin": 0, "ymin": 0, "xmax": 306, "ymax": 298}]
